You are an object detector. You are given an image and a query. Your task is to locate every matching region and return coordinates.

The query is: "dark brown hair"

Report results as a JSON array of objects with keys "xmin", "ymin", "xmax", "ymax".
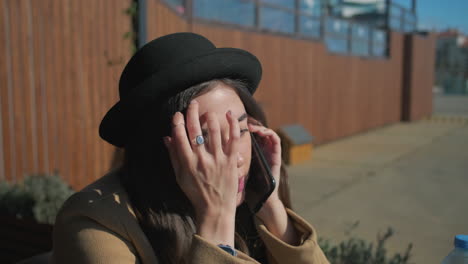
[{"xmin": 116, "ymin": 79, "xmax": 292, "ymax": 263}]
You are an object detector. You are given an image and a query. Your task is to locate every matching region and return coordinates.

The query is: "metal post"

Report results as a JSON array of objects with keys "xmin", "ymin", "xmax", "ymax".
[
  {"xmin": 138, "ymin": 0, "xmax": 147, "ymax": 48},
  {"xmin": 385, "ymin": 0, "xmax": 390, "ymax": 30},
  {"xmin": 347, "ymin": 21, "xmax": 352, "ymax": 55},
  {"xmin": 294, "ymin": 0, "xmax": 300, "ymax": 35},
  {"xmin": 254, "ymin": 0, "xmax": 260, "ymax": 30},
  {"xmin": 185, "ymin": 0, "xmax": 193, "ymax": 23},
  {"xmin": 400, "ymin": 6, "xmax": 404, "ymax": 32}
]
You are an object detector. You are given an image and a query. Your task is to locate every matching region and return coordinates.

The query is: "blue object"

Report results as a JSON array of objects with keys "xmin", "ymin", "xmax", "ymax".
[
  {"xmin": 196, "ymin": 135, "xmax": 205, "ymax": 145},
  {"xmin": 280, "ymin": 124, "xmax": 314, "ymax": 145},
  {"xmin": 218, "ymin": 244, "xmax": 237, "ymax": 256},
  {"xmin": 455, "ymin": 235, "xmax": 468, "ymax": 249},
  {"xmin": 441, "ymin": 234, "xmax": 468, "ymax": 264}
]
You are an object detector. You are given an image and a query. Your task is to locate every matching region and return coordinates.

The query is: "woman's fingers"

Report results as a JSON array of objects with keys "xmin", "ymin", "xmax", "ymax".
[
  {"xmin": 172, "ymin": 112, "xmax": 193, "ymax": 163},
  {"xmin": 226, "ymin": 110, "xmax": 240, "ymax": 157},
  {"xmin": 248, "ymin": 124, "xmax": 280, "ymax": 141},
  {"xmin": 186, "ymin": 100, "xmax": 206, "ymax": 154},
  {"xmin": 206, "ymin": 112, "xmax": 222, "ymax": 157},
  {"xmin": 248, "ymin": 123, "xmax": 282, "ymax": 162}
]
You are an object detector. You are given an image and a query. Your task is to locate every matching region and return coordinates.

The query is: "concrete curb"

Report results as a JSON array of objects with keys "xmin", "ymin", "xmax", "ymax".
[{"xmin": 423, "ymin": 115, "xmax": 468, "ymax": 125}]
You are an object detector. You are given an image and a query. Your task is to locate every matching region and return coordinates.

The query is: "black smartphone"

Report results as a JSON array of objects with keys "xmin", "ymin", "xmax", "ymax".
[{"xmin": 244, "ymin": 133, "xmax": 276, "ymax": 214}]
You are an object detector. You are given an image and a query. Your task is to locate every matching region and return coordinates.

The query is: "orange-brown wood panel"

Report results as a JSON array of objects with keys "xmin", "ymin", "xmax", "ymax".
[
  {"xmin": 31, "ymin": 0, "xmax": 46, "ymax": 175},
  {"xmin": 71, "ymin": 0, "xmax": 81, "ymax": 184},
  {"xmin": 52, "ymin": 0, "xmax": 66, "ymax": 182},
  {"xmin": 70, "ymin": 0, "xmax": 81, "ymax": 186},
  {"xmin": 409, "ymin": 34, "xmax": 435, "ymax": 121},
  {"xmin": 9, "ymin": 0, "xmax": 27, "ymax": 182},
  {"xmin": 148, "ymin": 0, "xmax": 188, "ymax": 38},
  {"xmin": 22, "ymin": 0, "xmax": 38, "ymax": 174},
  {"xmin": 81, "ymin": 0, "xmax": 94, "ymax": 189},
  {"xmin": 16, "ymin": 0, "xmax": 29, "ymax": 178},
  {"xmin": 0, "ymin": 0, "xmax": 11, "ymax": 181},
  {"xmin": 62, "ymin": 0, "xmax": 73, "ymax": 184},
  {"xmin": 43, "ymin": 0, "xmax": 58, "ymax": 178}
]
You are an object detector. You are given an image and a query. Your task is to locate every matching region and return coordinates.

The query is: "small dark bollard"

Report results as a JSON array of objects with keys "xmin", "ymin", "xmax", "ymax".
[{"xmin": 277, "ymin": 124, "xmax": 314, "ymax": 165}]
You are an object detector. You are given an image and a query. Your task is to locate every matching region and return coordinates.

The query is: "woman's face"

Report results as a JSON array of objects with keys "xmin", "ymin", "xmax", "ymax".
[{"xmin": 194, "ymin": 83, "xmax": 252, "ymax": 206}]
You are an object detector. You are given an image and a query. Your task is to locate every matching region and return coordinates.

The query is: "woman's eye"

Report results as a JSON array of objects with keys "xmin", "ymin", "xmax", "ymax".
[{"xmin": 240, "ymin": 128, "xmax": 249, "ymax": 135}]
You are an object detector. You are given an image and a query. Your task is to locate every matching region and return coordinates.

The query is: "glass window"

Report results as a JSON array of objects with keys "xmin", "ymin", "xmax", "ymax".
[
  {"xmin": 391, "ymin": 0, "xmax": 412, "ymax": 9},
  {"xmin": 300, "ymin": 16, "xmax": 321, "ymax": 38},
  {"xmin": 325, "ymin": 38, "xmax": 348, "ymax": 54},
  {"xmin": 403, "ymin": 22, "xmax": 415, "ymax": 33},
  {"xmin": 260, "ymin": 6, "xmax": 295, "ymax": 33},
  {"xmin": 351, "ymin": 24, "xmax": 369, "ymax": 56},
  {"xmin": 403, "ymin": 12, "xmax": 416, "ymax": 33},
  {"xmin": 405, "ymin": 12, "xmax": 416, "ymax": 24},
  {"xmin": 371, "ymin": 30, "xmax": 387, "ymax": 57},
  {"xmin": 352, "ymin": 41, "xmax": 369, "ymax": 56},
  {"xmin": 389, "ymin": 16, "xmax": 402, "ymax": 31},
  {"xmin": 194, "ymin": 0, "xmax": 255, "ymax": 27},
  {"xmin": 373, "ymin": 30, "xmax": 386, "ymax": 43},
  {"xmin": 325, "ymin": 18, "xmax": 350, "ymax": 54},
  {"xmin": 325, "ymin": 18, "xmax": 349, "ymax": 36},
  {"xmin": 352, "ymin": 24, "xmax": 369, "ymax": 40},
  {"xmin": 262, "ymin": 0, "xmax": 295, "ymax": 9},
  {"xmin": 300, "ymin": 0, "xmax": 322, "ymax": 16},
  {"xmin": 389, "ymin": 5, "xmax": 402, "ymax": 18},
  {"xmin": 372, "ymin": 44, "xmax": 386, "ymax": 57}
]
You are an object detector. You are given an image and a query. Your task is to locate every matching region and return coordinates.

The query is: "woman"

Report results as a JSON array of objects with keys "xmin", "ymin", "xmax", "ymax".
[{"xmin": 51, "ymin": 32, "xmax": 329, "ymax": 264}]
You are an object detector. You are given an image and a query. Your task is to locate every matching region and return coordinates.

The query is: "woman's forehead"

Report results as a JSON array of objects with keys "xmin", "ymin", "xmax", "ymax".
[{"xmin": 195, "ymin": 84, "xmax": 246, "ymax": 120}]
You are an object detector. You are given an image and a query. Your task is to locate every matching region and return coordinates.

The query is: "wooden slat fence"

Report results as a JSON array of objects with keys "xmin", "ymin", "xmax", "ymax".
[{"xmin": 0, "ymin": 0, "xmax": 132, "ymax": 189}]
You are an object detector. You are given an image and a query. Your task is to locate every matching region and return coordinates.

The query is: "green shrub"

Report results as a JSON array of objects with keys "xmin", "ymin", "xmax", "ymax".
[
  {"xmin": 318, "ymin": 222, "xmax": 413, "ymax": 264},
  {"xmin": 0, "ymin": 174, "xmax": 74, "ymax": 224},
  {"xmin": 0, "ymin": 181, "xmax": 35, "ymax": 220}
]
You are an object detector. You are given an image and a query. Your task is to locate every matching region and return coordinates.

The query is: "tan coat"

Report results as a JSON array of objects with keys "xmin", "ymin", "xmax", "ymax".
[{"xmin": 51, "ymin": 170, "xmax": 329, "ymax": 264}]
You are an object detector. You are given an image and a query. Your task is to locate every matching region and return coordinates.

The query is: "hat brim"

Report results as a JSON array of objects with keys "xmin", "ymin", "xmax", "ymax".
[{"xmin": 99, "ymin": 48, "xmax": 262, "ymax": 147}]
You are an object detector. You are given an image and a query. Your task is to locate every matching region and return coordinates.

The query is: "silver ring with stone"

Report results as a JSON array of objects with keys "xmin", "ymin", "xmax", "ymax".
[{"xmin": 195, "ymin": 135, "xmax": 205, "ymax": 145}]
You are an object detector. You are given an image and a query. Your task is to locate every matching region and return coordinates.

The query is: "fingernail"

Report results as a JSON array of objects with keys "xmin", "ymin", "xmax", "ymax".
[
  {"xmin": 173, "ymin": 111, "xmax": 183, "ymax": 120},
  {"xmin": 227, "ymin": 110, "xmax": 232, "ymax": 116},
  {"xmin": 191, "ymin": 99, "xmax": 198, "ymax": 105}
]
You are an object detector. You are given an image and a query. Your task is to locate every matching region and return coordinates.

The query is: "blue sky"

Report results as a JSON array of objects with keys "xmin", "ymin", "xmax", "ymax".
[{"xmin": 414, "ymin": 0, "xmax": 468, "ymax": 34}]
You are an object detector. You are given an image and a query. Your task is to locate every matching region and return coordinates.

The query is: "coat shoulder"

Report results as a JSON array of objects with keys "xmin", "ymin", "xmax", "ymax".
[
  {"xmin": 52, "ymin": 169, "xmax": 160, "ymax": 264},
  {"xmin": 55, "ymin": 169, "xmax": 136, "ymax": 240}
]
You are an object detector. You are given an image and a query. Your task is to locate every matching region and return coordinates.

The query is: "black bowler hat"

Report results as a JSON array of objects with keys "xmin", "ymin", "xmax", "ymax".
[{"xmin": 99, "ymin": 32, "xmax": 263, "ymax": 147}]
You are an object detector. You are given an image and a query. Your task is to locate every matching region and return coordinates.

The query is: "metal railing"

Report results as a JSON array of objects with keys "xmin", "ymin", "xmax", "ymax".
[
  {"xmin": 388, "ymin": 1, "xmax": 417, "ymax": 33},
  {"xmin": 162, "ymin": 0, "xmax": 417, "ymax": 58}
]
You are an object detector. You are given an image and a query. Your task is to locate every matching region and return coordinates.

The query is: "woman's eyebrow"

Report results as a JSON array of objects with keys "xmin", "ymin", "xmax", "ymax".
[{"xmin": 238, "ymin": 113, "xmax": 247, "ymax": 122}]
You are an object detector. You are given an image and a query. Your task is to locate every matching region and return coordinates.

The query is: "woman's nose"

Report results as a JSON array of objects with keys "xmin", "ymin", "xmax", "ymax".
[{"xmin": 237, "ymin": 152, "xmax": 245, "ymax": 168}]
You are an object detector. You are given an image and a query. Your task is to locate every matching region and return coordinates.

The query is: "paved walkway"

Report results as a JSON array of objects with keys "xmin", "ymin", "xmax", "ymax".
[{"xmin": 287, "ymin": 96, "xmax": 468, "ymax": 264}]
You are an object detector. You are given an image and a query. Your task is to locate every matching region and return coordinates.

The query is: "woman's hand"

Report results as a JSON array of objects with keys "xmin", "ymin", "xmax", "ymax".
[
  {"xmin": 248, "ymin": 120, "xmax": 300, "ymax": 245},
  {"xmin": 163, "ymin": 99, "xmax": 240, "ymax": 247},
  {"xmin": 247, "ymin": 120, "xmax": 282, "ymax": 205}
]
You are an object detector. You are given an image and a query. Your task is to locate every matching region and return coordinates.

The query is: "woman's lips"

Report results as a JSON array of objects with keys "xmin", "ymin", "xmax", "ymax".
[{"xmin": 238, "ymin": 176, "xmax": 246, "ymax": 193}]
